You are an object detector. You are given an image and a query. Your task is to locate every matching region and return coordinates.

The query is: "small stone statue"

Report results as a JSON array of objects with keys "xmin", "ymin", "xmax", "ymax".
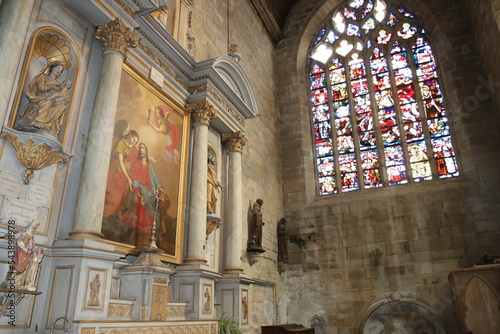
[
  {"xmin": 277, "ymin": 218, "xmax": 289, "ymax": 263},
  {"xmin": 1, "ymin": 219, "xmax": 43, "ymax": 291},
  {"xmin": 203, "ymin": 287, "xmax": 211, "ymax": 311},
  {"xmin": 247, "ymin": 198, "xmax": 265, "ymax": 253},
  {"xmin": 242, "ymin": 296, "xmax": 248, "ymax": 321},
  {"xmin": 88, "ymin": 274, "xmax": 101, "ymax": 306},
  {"xmin": 17, "ymin": 61, "xmax": 72, "ymax": 137}
]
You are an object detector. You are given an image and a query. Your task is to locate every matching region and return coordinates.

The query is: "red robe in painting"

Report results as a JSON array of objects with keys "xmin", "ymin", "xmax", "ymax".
[{"xmin": 103, "ymin": 139, "xmax": 137, "ymax": 217}]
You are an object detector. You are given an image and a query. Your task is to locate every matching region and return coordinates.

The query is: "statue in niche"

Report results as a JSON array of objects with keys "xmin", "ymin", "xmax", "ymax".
[
  {"xmin": 88, "ymin": 274, "xmax": 101, "ymax": 306},
  {"xmin": 1, "ymin": 220, "xmax": 43, "ymax": 291},
  {"xmin": 277, "ymin": 218, "xmax": 289, "ymax": 263},
  {"xmin": 207, "ymin": 148, "xmax": 223, "ymax": 213},
  {"xmin": 203, "ymin": 287, "xmax": 211, "ymax": 311},
  {"xmin": 17, "ymin": 61, "xmax": 72, "ymax": 137},
  {"xmin": 242, "ymin": 296, "xmax": 248, "ymax": 321},
  {"xmin": 247, "ymin": 198, "xmax": 265, "ymax": 253},
  {"xmin": 309, "ymin": 315, "xmax": 326, "ymax": 334}
]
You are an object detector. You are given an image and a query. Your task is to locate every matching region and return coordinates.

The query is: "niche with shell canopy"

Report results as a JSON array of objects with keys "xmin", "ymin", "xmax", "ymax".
[{"xmin": 1, "ymin": 30, "xmax": 77, "ymax": 184}]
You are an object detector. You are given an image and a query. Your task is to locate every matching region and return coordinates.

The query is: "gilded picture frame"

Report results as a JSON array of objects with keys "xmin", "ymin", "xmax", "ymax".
[{"xmin": 100, "ymin": 64, "xmax": 189, "ymax": 264}]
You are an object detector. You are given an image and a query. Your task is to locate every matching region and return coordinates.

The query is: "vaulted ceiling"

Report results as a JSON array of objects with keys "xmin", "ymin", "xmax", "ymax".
[{"xmin": 249, "ymin": 0, "xmax": 299, "ymax": 44}]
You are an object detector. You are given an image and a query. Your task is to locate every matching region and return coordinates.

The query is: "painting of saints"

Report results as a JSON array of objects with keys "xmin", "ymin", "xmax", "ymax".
[{"xmin": 101, "ymin": 68, "xmax": 186, "ymax": 261}]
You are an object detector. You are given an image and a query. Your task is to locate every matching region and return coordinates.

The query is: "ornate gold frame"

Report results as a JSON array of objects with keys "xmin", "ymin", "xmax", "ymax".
[{"xmin": 100, "ymin": 63, "xmax": 189, "ymax": 265}]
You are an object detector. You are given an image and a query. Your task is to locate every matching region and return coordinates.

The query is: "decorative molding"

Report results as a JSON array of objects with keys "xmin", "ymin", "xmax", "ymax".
[
  {"xmin": 206, "ymin": 216, "xmax": 221, "ymax": 240},
  {"xmin": 0, "ymin": 130, "xmax": 70, "ymax": 184},
  {"xmin": 189, "ymin": 83, "xmax": 245, "ymax": 127},
  {"xmin": 108, "ymin": 303, "xmax": 133, "ymax": 318},
  {"xmin": 136, "ymin": 28, "xmax": 190, "ymax": 90},
  {"xmin": 98, "ymin": 324, "xmax": 214, "ymax": 334},
  {"xmin": 167, "ymin": 304, "xmax": 188, "ymax": 320},
  {"xmin": 96, "ymin": 18, "xmax": 141, "ymax": 57},
  {"xmin": 213, "ymin": 66, "xmax": 244, "ymax": 99},
  {"xmin": 151, "ymin": 283, "xmax": 169, "ymax": 320},
  {"xmin": 132, "ymin": 0, "xmax": 145, "ymax": 11},
  {"xmin": 33, "ymin": 33, "xmax": 73, "ymax": 70},
  {"xmin": 81, "ymin": 328, "xmax": 96, "ymax": 334},
  {"xmin": 137, "ymin": 42, "xmax": 175, "ymax": 79},
  {"xmin": 129, "ymin": 251, "xmax": 169, "ymax": 267},
  {"xmin": 222, "ymin": 131, "xmax": 247, "ymax": 152},
  {"xmin": 191, "ymin": 83, "xmax": 208, "ymax": 95},
  {"xmin": 206, "ymin": 86, "xmax": 245, "ymax": 126},
  {"xmin": 153, "ymin": 276, "xmax": 168, "ymax": 284},
  {"xmin": 0, "ymin": 288, "xmax": 41, "ymax": 316},
  {"xmin": 114, "ymin": 0, "xmax": 135, "ymax": 17},
  {"xmin": 186, "ymin": 11, "xmax": 196, "ymax": 59}
]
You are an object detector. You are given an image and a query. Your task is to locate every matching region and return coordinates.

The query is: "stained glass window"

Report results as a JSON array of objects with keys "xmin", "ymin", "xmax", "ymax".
[{"xmin": 309, "ymin": 0, "xmax": 459, "ymax": 195}]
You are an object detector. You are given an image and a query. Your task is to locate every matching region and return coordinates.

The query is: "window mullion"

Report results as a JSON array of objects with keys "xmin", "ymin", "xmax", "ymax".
[
  {"xmin": 408, "ymin": 38, "xmax": 439, "ymax": 179},
  {"xmin": 325, "ymin": 60, "xmax": 343, "ymax": 194},
  {"xmin": 365, "ymin": 51, "xmax": 388, "ymax": 187},
  {"xmin": 388, "ymin": 47, "xmax": 413, "ymax": 185}
]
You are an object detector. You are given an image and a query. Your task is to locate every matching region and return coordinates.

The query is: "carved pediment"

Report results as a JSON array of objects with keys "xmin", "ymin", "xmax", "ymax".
[{"xmin": 190, "ymin": 55, "xmax": 259, "ymax": 132}]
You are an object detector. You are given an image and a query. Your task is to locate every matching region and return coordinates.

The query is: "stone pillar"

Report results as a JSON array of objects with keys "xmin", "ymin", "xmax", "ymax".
[
  {"xmin": 70, "ymin": 18, "xmax": 140, "ymax": 239},
  {"xmin": 184, "ymin": 101, "xmax": 217, "ymax": 264},
  {"xmin": 222, "ymin": 131, "xmax": 247, "ymax": 273},
  {"xmin": 0, "ymin": 0, "xmax": 36, "ymax": 126}
]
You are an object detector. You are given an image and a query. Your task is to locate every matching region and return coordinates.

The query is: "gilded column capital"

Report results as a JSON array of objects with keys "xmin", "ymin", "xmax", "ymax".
[
  {"xmin": 222, "ymin": 131, "xmax": 247, "ymax": 152},
  {"xmin": 96, "ymin": 18, "xmax": 140, "ymax": 57},
  {"xmin": 187, "ymin": 101, "xmax": 217, "ymax": 125}
]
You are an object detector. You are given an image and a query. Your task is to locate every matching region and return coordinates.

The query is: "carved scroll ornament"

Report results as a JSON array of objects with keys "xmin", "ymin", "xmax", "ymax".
[{"xmin": 0, "ymin": 130, "xmax": 70, "ymax": 184}]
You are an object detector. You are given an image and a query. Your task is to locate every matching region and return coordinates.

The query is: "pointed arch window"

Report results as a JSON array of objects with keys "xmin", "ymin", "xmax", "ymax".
[{"xmin": 309, "ymin": 0, "xmax": 459, "ymax": 195}]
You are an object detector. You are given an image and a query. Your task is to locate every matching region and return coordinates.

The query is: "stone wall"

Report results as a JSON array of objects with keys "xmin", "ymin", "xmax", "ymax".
[
  {"xmin": 464, "ymin": 0, "xmax": 500, "ymax": 127},
  {"xmin": 277, "ymin": 0, "xmax": 500, "ymax": 333}
]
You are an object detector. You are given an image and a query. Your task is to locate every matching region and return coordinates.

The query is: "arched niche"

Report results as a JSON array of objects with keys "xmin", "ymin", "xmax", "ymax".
[
  {"xmin": 462, "ymin": 275, "xmax": 500, "ymax": 334},
  {"xmin": 357, "ymin": 292, "xmax": 448, "ymax": 334}
]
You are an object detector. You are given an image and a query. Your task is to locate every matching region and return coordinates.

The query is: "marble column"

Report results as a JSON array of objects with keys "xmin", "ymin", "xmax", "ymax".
[
  {"xmin": 222, "ymin": 132, "xmax": 247, "ymax": 273},
  {"xmin": 0, "ymin": 0, "xmax": 36, "ymax": 127},
  {"xmin": 184, "ymin": 101, "xmax": 217, "ymax": 264},
  {"xmin": 70, "ymin": 18, "xmax": 140, "ymax": 239}
]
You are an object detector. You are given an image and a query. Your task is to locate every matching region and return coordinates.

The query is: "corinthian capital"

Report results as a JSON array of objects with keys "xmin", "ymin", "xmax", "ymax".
[
  {"xmin": 222, "ymin": 131, "xmax": 247, "ymax": 152},
  {"xmin": 96, "ymin": 18, "xmax": 140, "ymax": 57},
  {"xmin": 187, "ymin": 101, "xmax": 217, "ymax": 125}
]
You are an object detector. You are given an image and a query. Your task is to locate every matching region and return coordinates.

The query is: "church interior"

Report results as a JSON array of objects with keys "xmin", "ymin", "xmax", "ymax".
[{"xmin": 0, "ymin": 0, "xmax": 499, "ymax": 333}]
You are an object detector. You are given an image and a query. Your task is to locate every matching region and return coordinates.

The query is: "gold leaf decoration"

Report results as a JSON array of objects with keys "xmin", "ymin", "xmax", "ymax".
[
  {"xmin": 0, "ymin": 132, "xmax": 70, "ymax": 184},
  {"xmin": 33, "ymin": 33, "xmax": 73, "ymax": 69}
]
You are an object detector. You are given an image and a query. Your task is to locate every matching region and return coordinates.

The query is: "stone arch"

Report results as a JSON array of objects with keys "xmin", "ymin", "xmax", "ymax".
[
  {"xmin": 308, "ymin": 314, "xmax": 326, "ymax": 334},
  {"xmin": 356, "ymin": 292, "xmax": 448, "ymax": 334},
  {"xmin": 462, "ymin": 275, "xmax": 500, "ymax": 334}
]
